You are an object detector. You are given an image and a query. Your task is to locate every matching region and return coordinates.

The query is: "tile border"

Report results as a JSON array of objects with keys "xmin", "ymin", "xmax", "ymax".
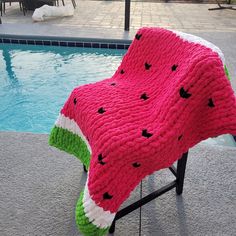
[{"xmin": 0, "ymin": 36, "xmax": 131, "ymax": 50}]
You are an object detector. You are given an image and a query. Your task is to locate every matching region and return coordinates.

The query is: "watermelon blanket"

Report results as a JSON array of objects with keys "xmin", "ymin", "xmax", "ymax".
[{"xmin": 49, "ymin": 27, "xmax": 236, "ymax": 235}]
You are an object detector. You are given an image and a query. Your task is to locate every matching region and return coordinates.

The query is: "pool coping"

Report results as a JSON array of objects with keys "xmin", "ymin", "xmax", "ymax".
[
  {"xmin": 0, "ymin": 33, "xmax": 132, "ymax": 49},
  {"xmin": 0, "ymin": 23, "xmax": 134, "ymax": 48}
]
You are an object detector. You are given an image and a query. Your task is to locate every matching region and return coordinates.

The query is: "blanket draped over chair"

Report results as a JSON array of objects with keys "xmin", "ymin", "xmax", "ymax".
[{"xmin": 49, "ymin": 27, "xmax": 236, "ymax": 236}]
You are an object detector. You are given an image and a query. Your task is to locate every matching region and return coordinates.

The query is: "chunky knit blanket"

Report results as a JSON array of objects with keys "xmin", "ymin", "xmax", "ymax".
[{"xmin": 49, "ymin": 27, "xmax": 236, "ymax": 236}]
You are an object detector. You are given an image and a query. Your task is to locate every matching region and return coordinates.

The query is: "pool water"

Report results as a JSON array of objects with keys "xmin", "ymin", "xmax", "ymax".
[
  {"xmin": 0, "ymin": 43, "xmax": 235, "ymax": 147},
  {"xmin": 0, "ymin": 43, "xmax": 126, "ymax": 133}
]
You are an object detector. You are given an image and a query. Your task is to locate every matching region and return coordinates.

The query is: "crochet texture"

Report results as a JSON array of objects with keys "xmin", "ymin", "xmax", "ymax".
[{"xmin": 49, "ymin": 27, "xmax": 236, "ymax": 236}]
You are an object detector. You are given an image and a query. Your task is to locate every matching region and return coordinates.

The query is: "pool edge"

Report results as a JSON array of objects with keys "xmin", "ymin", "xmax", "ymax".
[{"xmin": 0, "ymin": 34, "xmax": 132, "ymax": 49}]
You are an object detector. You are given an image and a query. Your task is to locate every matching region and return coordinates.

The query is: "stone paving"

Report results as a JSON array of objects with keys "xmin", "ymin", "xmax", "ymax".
[{"xmin": 1, "ymin": 0, "xmax": 236, "ymax": 33}]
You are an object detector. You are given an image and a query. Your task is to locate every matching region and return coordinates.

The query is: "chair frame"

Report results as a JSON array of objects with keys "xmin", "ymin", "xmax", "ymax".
[
  {"xmin": 0, "ymin": 0, "xmax": 76, "ymax": 16},
  {"xmin": 84, "ymin": 151, "xmax": 188, "ymax": 233},
  {"xmin": 208, "ymin": 0, "xmax": 236, "ymax": 10},
  {"xmin": 0, "ymin": 0, "xmax": 25, "ymax": 16},
  {"xmin": 60, "ymin": 0, "xmax": 76, "ymax": 9}
]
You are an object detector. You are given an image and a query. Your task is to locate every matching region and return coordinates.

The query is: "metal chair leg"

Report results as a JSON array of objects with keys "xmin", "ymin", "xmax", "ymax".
[
  {"xmin": 83, "ymin": 164, "xmax": 87, "ymax": 173},
  {"xmin": 20, "ymin": 1, "xmax": 26, "ymax": 15},
  {"xmin": 106, "ymin": 151, "xmax": 188, "ymax": 232},
  {"xmin": 72, "ymin": 0, "xmax": 76, "ymax": 8},
  {"xmin": 208, "ymin": 0, "xmax": 236, "ymax": 10},
  {"xmin": 176, "ymin": 152, "xmax": 188, "ymax": 195},
  {"xmin": 109, "ymin": 220, "xmax": 116, "ymax": 234},
  {"xmin": 233, "ymin": 135, "xmax": 236, "ymax": 142}
]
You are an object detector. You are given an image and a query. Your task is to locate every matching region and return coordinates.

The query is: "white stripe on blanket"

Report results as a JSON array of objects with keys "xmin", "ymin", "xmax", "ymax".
[
  {"xmin": 83, "ymin": 179, "xmax": 116, "ymax": 228},
  {"xmin": 55, "ymin": 113, "xmax": 92, "ymax": 154}
]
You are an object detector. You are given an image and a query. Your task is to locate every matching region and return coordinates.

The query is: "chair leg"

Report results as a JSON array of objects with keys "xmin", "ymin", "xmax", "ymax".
[
  {"xmin": 83, "ymin": 164, "xmax": 87, "ymax": 173},
  {"xmin": 109, "ymin": 220, "xmax": 116, "ymax": 234},
  {"xmin": 61, "ymin": 0, "xmax": 65, "ymax": 6},
  {"xmin": 20, "ymin": 1, "xmax": 25, "ymax": 15},
  {"xmin": 176, "ymin": 152, "xmax": 188, "ymax": 195},
  {"xmin": 105, "ymin": 152, "xmax": 188, "ymax": 232},
  {"xmin": 72, "ymin": 0, "xmax": 76, "ymax": 8},
  {"xmin": 3, "ymin": 2, "xmax": 5, "ymax": 14}
]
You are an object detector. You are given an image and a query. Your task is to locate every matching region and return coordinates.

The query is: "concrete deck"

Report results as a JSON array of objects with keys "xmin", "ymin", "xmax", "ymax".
[{"xmin": 0, "ymin": 132, "xmax": 235, "ymax": 235}]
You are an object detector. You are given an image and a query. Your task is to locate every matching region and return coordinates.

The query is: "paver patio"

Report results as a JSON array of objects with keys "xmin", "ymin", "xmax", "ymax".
[{"xmin": 1, "ymin": 0, "xmax": 236, "ymax": 32}]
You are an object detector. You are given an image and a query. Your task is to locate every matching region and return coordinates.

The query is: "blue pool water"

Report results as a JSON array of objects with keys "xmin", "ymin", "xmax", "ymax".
[{"xmin": 0, "ymin": 43, "xmax": 126, "ymax": 133}]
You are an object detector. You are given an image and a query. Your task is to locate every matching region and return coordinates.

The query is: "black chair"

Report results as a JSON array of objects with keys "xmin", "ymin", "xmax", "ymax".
[
  {"xmin": 0, "ymin": 0, "xmax": 26, "ymax": 16},
  {"xmin": 22, "ymin": 0, "xmax": 76, "ymax": 12},
  {"xmin": 84, "ymin": 151, "xmax": 188, "ymax": 233},
  {"xmin": 60, "ymin": 0, "xmax": 76, "ymax": 9},
  {"xmin": 22, "ymin": 0, "xmax": 57, "ymax": 12},
  {"xmin": 208, "ymin": 0, "xmax": 236, "ymax": 10}
]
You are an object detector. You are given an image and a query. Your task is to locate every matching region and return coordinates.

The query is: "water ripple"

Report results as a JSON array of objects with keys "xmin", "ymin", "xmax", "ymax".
[{"xmin": 0, "ymin": 44, "xmax": 125, "ymax": 133}]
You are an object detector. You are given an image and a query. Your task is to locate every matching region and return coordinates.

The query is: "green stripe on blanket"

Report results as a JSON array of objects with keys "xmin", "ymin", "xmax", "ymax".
[
  {"xmin": 224, "ymin": 65, "xmax": 231, "ymax": 81},
  {"xmin": 49, "ymin": 126, "xmax": 90, "ymax": 169},
  {"xmin": 75, "ymin": 191, "xmax": 109, "ymax": 236}
]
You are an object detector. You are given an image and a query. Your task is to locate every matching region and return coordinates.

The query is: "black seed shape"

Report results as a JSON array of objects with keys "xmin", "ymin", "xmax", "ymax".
[
  {"xmin": 98, "ymin": 154, "xmax": 103, "ymax": 161},
  {"xmin": 172, "ymin": 64, "xmax": 178, "ymax": 71},
  {"xmin": 120, "ymin": 69, "xmax": 125, "ymax": 74},
  {"xmin": 140, "ymin": 93, "xmax": 149, "ymax": 100},
  {"xmin": 208, "ymin": 98, "xmax": 215, "ymax": 107},
  {"xmin": 86, "ymin": 137, "xmax": 89, "ymax": 141},
  {"xmin": 98, "ymin": 107, "xmax": 106, "ymax": 114},
  {"xmin": 103, "ymin": 192, "xmax": 113, "ymax": 200},
  {"xmin": 178, "ymin": 135, "xmax": 183, "ymax": 141},
  {"xmin": 99, "ymin": 160, "xmax": 106, "ymax": 165},
  {"xmin": 98, "ymin": 154, "xmax": 106, "ymax": 165},
  {"xmin": 111, "ymin": 83, "xmax": 116, "ymax": 86},
  {"xmin": 73, "ymin": 98, "xmax": 77, "ymax": 105},
  {"xmin": 135, "ymin": 33, "xmax": 142, "ymax": 40},
  {"xmin": 142, "ymin": 129, "xmax": 153, "ymax": 138},
  {"xmin": 180, "ymin": 87, "xmax": 191, "ymax": 99},
  {"xmin": 132, "ymin": 162, "xmax": 141, "ymax": 168},
  {"xmin": 145, "ymin": 62, "xmax": 152, "ymax": 70}
]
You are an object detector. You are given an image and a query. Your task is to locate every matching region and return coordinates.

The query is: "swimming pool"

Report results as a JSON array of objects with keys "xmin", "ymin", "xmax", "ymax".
[
  {"xmin": 0, "ymin": 43, "xmax": 126, "ymax": 133},
  {"xmin": 0, "ymin": 43, "xmax": 235, "ymax": 147}
]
